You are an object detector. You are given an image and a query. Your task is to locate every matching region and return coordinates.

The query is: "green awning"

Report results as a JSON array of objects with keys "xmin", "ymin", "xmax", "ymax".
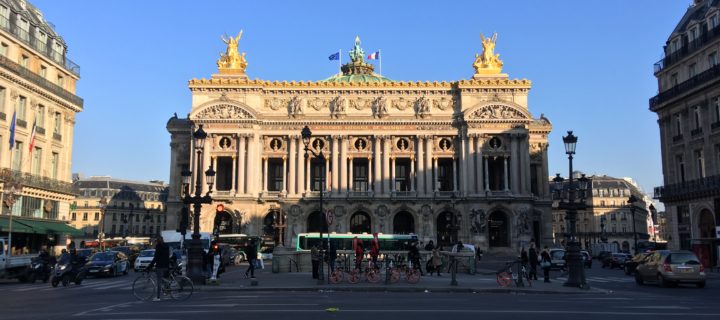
[{"xmin": 0, "ymin": 216, "xmax": 84, "ymax": 236}]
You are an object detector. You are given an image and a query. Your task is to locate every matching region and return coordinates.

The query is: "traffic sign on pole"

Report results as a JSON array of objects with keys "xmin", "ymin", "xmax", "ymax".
[{"xmin": 325, "ymin": 209, "xmax": 334, "ymax": 225}]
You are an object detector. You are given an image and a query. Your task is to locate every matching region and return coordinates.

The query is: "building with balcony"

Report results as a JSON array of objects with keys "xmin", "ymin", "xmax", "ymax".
[
  {"xmin": 167, "ymin": 34, "xmax": 553, "ymax": 252},
  {"xmin": 70, "ymin": 176, "xmax": 169, "ymax": 244},
  {"xmin": 551, "ymin": 174, "xmax": 651, "ymax": 253},
  {"xmin": 0, "ymin": 0, "xmax": 83, "ymax": 255},
  {"xmin": 650, "ymin": 0, "xmax": 720, "ymax": 267}
]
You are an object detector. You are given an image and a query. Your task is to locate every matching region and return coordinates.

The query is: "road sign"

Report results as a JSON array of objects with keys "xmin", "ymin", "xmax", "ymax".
[{"xmin": 325, "ymin": 209, "xmax": 334, "ymax": 225}]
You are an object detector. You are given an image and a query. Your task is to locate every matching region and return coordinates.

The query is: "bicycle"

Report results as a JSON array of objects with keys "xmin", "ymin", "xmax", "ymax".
[
  {"xmin": 389, "ymin": 255, "xmax": 420, "ymax": 284},
  {"xmin": 496, "ymin": 260, "xmax": 532, "ymax": 288},
  {"xmin": 132, "ymin": 266, "xmax": 194, "ymax": 301}
]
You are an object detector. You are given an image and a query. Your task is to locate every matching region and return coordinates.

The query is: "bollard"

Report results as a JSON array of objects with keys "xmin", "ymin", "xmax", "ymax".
[
  {"xmin": 516, "ymin": 262, "xmax": 524, "ymax": 287},
  {"xmin": 450, "ymin": 255, "xmax": 458, "ymax": 286}
]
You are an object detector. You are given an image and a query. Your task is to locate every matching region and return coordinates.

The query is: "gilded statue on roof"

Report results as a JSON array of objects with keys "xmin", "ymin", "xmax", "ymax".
[
  {"xmin": 217, "ymin": 31, "xmax": 248, "ymax": 74},
  {"xmin": 473, "ymin": 33, "xmax": 504, "ymax": 75}
]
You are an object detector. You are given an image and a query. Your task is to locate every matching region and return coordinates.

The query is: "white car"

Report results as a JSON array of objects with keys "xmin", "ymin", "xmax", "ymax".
[{"xmin": 134, "ymin": 249, "xmax": 155, "ymax": 272}]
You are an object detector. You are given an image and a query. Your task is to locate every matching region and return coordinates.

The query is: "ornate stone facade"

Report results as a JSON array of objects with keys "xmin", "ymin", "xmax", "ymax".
[{"xmin": 167, "ymin": 34, "xmax": 553, "ymax": 252}]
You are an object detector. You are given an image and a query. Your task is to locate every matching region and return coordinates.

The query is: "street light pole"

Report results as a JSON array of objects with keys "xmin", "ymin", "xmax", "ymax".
[
  {"xmin": 3, "ymin": 182, "xmax": 21, "ymax": 260},
  {"xmin": 627, "ymin": 195, "xmax": 639, "ymax": 254},
  {"xmin": 301, "ymin": 126, "xmax": 327, "ymax": 285},
  {"xmin": 180, "ymin": 124, "xmax": 216, "ymax": 285},
  {"xmin": 98, "ymin": 196, "xmax": 108, "ymax": 251},
  {"xmin": 552, "ymin": 131, "xmax": 589, "ymax": 289}
]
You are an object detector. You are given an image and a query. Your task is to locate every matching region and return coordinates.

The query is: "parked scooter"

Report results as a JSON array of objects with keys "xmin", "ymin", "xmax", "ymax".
[
  {"xmin": 51, "ymin": 252, "xmax": 86, "ymax": 287},
  {"xmin": 26, "ymin": 253, "xmax": 53, "ymax": 283}
]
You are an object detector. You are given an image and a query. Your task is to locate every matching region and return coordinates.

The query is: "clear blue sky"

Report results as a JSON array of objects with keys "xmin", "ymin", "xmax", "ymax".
[{"xmin": 33, "ymin": 0, "xmax": 688, "ymax": 206}]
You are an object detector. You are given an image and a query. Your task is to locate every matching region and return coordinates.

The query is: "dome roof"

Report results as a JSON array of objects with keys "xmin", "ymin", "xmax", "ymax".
[
  {"xmin": 321, "ymin": 36, "xmax": 393, "ymax": 83},
  {"xmin": 322, "ymin": 72, "xmax": 393, "ymax": 83}
]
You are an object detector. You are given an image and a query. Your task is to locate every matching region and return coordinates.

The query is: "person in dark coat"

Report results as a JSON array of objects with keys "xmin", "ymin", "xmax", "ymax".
[
  {"xmin": 147, "ymin": 237, "xmax": 170, "ymax": 301},
  {"xmin": 310, "ymin": 244, "xmax": 321, "ymax": 279},
  {"xmin": 327, "ymin": 241, "xmax": 338, "ymax": 272},
  {"xmin": 540, "ymin": 246, "xmax": 552, "ymax": 283},
  {"xmin": 244, "ymin": 240, "xmax": 258, "ymax": 278},
  {"xmin": 528, "ymin": 243, "xmax": 539, "ymax": 280}
]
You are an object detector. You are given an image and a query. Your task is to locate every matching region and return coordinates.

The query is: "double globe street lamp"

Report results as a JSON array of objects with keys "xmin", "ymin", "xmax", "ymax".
[
  {"xmin": 552, "ymin": 130, "xmax": 590, "ymax": 289},
  {"xmin": 627, "ymin": 194, "xmax": 639, "ymax": 254},
  {"xmin": 300, "ymin": 126, "xmax": 328, "ymax": 284},
  {"xmin": 180, "ymin": 124, "xmax": 216, "ymax": 284}
]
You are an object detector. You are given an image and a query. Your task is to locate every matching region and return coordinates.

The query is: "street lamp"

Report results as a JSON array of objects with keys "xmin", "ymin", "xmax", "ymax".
[
  {"xmin": 627, "ymin": 194, "xmax": 639, "ymax": 254},
  {"xmin": 2, "ymin": 182, "xmax": 21, "ymax": 259},
  {"xmin": 552, "ymin": 130, "xmax": 590, "ymax": 289},
  {"xmin": 301, "ymin": 125, "xmax": 327, "ymax": 284},
  {"xmin": 600, "ymin": 215, "xmax": 608, "ymax": 243},
  {"xmin": 181, "ymin": 124, "xmax": 216, "ymax": 284},
  {"xmin": 98, "ymin": 196, "xmax": 108, "ymax": 250}
]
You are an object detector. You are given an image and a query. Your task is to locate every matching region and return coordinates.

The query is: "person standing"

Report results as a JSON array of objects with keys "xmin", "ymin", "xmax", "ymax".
[
  {"xmin": 310, "ymin": 244, "xmax": 320, "ymax": 279},
  {"xmin": 353, "ymin": 237, "xmax": 364, "ymax": 271},
  {"xmin": 147, "ymin": 237, "xmax": 170, "ymax": 302},
  {"xmin": 408, "ymin": 242, "xmax": 424, "ymax": 276},
  {"xmin": 528, "ymin": 243, "xmax": 539, "ymax": 280},
  {"xmin": 431, "ymin": 246, "xmax": 442, "ymax": 276},
  {"xmin": 244, "ymin": 239, "xmax": 258, "ymax": 278},
  {"xmin": 327, "ymin": 241, "xmax": 337, "ymax": 272},
  {"xmin": 541, "ymin": 246, "xmax": 552, "ymax": 283}
]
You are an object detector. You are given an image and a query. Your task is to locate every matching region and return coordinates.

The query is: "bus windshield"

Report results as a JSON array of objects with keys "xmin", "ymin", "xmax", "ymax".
[{"xmin": 217, "ymin": 234, "xmax": 261, "ymax": 250}]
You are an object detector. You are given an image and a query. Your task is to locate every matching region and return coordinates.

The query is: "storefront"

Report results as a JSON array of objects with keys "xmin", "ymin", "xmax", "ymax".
[{"xmin": 0, "ymin": 216, "xmax": 84, "ymax": 255}]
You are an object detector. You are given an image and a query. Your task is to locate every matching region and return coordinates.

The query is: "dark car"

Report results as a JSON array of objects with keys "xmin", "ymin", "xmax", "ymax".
[
  {"xmin": 75, "ymin": 248, "xmax": 96, "ymax": 260},
  {"xmin": 603, "ymin": 253, "xmax": 631, "ymax": 269},
  {"xmin": 597, "ymin": 251, "xmax": 613, "ymax": 262},
  {"xmin": 85, "ymin": 251, "xmax": 129, "ymax": 277},
  {"xmin": 625, "ymin": 252, "xmax": 653, "ymax": 275}
]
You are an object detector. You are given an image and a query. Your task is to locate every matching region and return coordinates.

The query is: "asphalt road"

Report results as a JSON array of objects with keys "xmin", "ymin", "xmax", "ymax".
[{"xmin": 0, "ymin": 265, "xmax": 718, "ymax": 320}]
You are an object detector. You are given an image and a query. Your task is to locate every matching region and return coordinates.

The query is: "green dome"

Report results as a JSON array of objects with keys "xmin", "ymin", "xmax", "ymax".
[
  {"xmin": 321, "ymin": 36, "xmax": 394, "ymax": 83},
  {"xmin": 323, "ymin": 72, "xmax": 393, "ymax": 83}
]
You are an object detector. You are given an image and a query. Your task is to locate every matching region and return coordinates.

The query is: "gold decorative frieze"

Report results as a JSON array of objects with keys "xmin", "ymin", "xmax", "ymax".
[
  {"xmin": 467, "ymin": 104, "xmax": 528, "ymax": 120},
  {"xmin": 196, "ymin": 104, "xmax": 254, "ymax": 119},
  {"xmin": 189, "ymin": 78, "xmax": 530, "ymax": 89}
]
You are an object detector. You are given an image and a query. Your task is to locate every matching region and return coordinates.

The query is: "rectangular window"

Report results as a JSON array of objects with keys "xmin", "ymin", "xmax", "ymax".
[
  {"xmin": 53, "ymin": 112, "xmax": 61, "ymax": 134},
  {"xmin": 715, "ymin": 97, "xmax": 720, "ymax": 124},
  {"xmin": 695, "ymin": 149, "xmax": 705, "ymax": 178},
  {"xmin": 266, "ymin": 158, "xmax": 284, "ymax": 192},
  {"xmin": 0, "ymin": 42, "xmax": 6, "ymax": 57},
  {"xmin": 57, "ymin": 75, "xmax": 64, "ymax": 88},
  {"xmin": 670, "ymin": 73, "xmax": 678, "ymax": 87},
  {"xmin": 36, "ymin": 104, "xmax": 44, "ymax": 127},
  {"xmin": 691, "ymin": 27, "xmax": 699, "ymax": 41},
  {"xmin": 18, "ymin": 96, "xmax": 26, "ymax": 120},
  {"xmin": 17, "ymin": 18, "xmax": 29, "ymax": 41},
  {"xmin": 0, "ymin": 5, "xmax": 8, "ymax": 27},
  {"xmin": 713, "ymin": 14, "xmax": 720, "ymax": 29},
  {"xmin": 12, "ymin": 141, "xmax": 23, "ymax": 170},
  {"xmin": 31, "ymin": 147, "xmax": 41, "ymax": 175},
  {"xmin": 689, "ymin": 63, "xmax": 697, "ymax": 78},
  {"xmin": 40, "ymin": 65, "xmax": 47, "ymax": 78},
  {"xmin": 71, "ymin": 212, "xmax": 76, "ymax": 221},
  {"xmin": 20, "ymin": 55, "xmax": 28, "ymax": 68},
  {"xmin": 94, "ymin": 212, "xmax": 99, "ymax": 221},
  {"xmin": 50, "ymin": 152, "xmax": 59, "ymax": 179},
  {"xmin": 0, "ymin": 86, "xmax": 5, "ymax": 113},
  {"xmin": 437, "ymin": 158, "xmax": 454, "ymax": 191},
  {"xmin": 676, "ymin": 154, "xmax": 686, "ymax": 183},
  {"xmin": 675, "ymin": 113, "xmax": 682, "ymax": 136},
  {"xmin": 694, "ymin": 106, "xmax": 702, "ymax": 129},
  {"xmin": 394, "ymin": 158, "xmax": 411, "ymax": 191},
  {"xmin": 310, "ymin": 158, "xmax": 323, "ymax": 191},
  {"xmin": 215, "ymin": 156, "xmax": 233, "ymax": 191},
  {"xmin": 352, "ymin": 158, "xmax": 369, "ymax": 191},
  {"xmin": 82, "ymin": 212, "xmax": 88, "ymax": 221}
]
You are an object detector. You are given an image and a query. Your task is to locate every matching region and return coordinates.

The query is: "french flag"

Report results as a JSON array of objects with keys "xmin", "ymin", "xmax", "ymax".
[
  {"xmin": 367, "ymin": 51, "xmax": 380, "ymax": 60},
  {"xmin": 28, "ymin": 119, "xmax": 36, "ymax": 153}
]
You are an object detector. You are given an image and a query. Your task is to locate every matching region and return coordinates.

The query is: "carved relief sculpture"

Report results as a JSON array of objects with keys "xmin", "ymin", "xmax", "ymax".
[
  {"xmin": 308, "ymin": 97, "xmax": 327, "ymax": 111},
  {"xmin": 288, "ymin": 96, "xmax": 304, "ymax": 118},
  {"xmin": 470, "ymin": 105, "xmax": 526, "ymax": 120},
  {"xmin": 415, "ymin": 96, "xmax": 431, "ymax": 119},
  {"xmin": 196, "ymin": 104, "xmax": 253, "ymax": 119},
  {"xmin": 515, "ymin": 205, "xmax": 531, "ymax": 237},
  {"xmin": 217, "ymin": 31, "xmax": 248, "ymax": 75},
  {"xmin": 265, "ymin": 97, "xmax": 286, "ymax": 111},
  {"xmin": 373, "ymin": 96, "xmax": 389, "ymax": 118},
  {"xmin": 421, "ymin": 205, "xmax": 432, "ymax": 236},
  {"xmin": 331, "ymin": 96, "xmax": 347, "ymax": 119},
  {"xmin": 392, "ymin": 97, "xmax": 411, "ymax": 111},
  {"xmin": 470, "ymin": 208, "xmax": 487, "ymax": 234}
]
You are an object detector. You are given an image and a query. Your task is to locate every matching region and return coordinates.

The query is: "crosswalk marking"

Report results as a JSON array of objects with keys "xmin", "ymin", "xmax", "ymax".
[{"xmin": 8, "ymin": 278, "xmax": 134, "ymax": 292}]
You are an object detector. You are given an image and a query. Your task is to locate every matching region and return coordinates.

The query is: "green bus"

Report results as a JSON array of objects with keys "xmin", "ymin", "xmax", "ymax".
[{"xmin": 295, "ymin": 233, "xmax": 418, "ymax": 251}]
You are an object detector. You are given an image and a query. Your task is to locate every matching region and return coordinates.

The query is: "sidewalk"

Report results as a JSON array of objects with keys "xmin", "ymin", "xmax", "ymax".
[{"xmin": 199, "ymin": 263, "xmax": 609, "ymax": 294}]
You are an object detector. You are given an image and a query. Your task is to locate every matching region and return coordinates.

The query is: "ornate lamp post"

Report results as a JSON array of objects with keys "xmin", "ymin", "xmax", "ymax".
[
  {"xmin": 627, "ymin": 194, "xmax": 639, "ymax": 254},
  {"xmin": 600, "ymin": 215, "xmax": 608, "ymax": 243},
  {"xmin": 551, "ymin": 131, "xmax": 590, "ymax": 289},
  {"xmin": 180, "ymin": 124, "xmax": 216, "ymax": 284},
  {"xmin": 98, "ymin": 196, "xmax": 108, "ymax": 250},
  {"xmin": 301, "ymin": 126, "xmax": 327, "ymax": 284}
]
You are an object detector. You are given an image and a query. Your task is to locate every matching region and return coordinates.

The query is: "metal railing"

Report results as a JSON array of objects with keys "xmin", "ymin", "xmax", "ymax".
[
  {"xmin": 649, "ymin": 63, "xmax": 720, "ymax": 109},
  {"xmin": 0, "ymin": 168, "xmax": 75, "ymax": 195},
  {"xmin": 0, "ymin": 15, "xmax": 80, "ymax": 77},
  {"xmin": 654, "ymin": 174, "xmax": 720, "ymax": 201},
  {"xmin": 654, "ymin": 24, "xmax": 720, "ymax": 74},
  {"xmin": 0, "ymin": 54, "xmax": 83, "ymax": 107}
]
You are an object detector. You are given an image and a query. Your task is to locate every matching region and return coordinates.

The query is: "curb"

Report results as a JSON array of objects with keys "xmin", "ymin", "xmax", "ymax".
[{"xmin": 195, "ymin": 285, "xmax": 611, "ymax": 295}]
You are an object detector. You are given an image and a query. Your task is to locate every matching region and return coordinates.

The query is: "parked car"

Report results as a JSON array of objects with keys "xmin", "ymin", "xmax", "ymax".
[
  {"xmin": 624, "ymin": 252, "xmax": 653, "ymax": 275},
  {"xmin": 635, "ymin": 250, "xmax": 706, "ymax": 288},
  {"xmin": 84, "ymin": 251, "xmax": 129, "ymax": 277},
  {"xmin": 111, "ymin": 246, "xmax": 140, "ymax": 268},
  {"xmin": 603, "ymin": 253, "xmax": 631, "ymax": 269},
  {"xmin": 75, "ymin": 248, "xmax": 96, "ymax": 260},
  {"xmin": 133, "ymin": 249, "xmax": 155, "ymax": 272},
  {"xmin": 549, "ymin": 249, "xmax": 566, "ymax": 270},
  {"xmin": 581, "ymin": 251, "xmax": 592, "ymax": 268},
  {"xmin": 596, "ymin": 251, "xmax": 614, "ymax": 263}
]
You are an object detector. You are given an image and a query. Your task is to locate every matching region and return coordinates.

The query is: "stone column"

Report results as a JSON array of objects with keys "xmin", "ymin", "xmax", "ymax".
[
  {"xmin": 417, "ymin": 136, "xmax": 425, "ymax": 195},
  {"xmin": 452, "ymin": 157, "xmax": 458, "ymax": 192},
  {"xmin": 332, "ymin": 136, "xmax": 340, "ymax": 195},
  {"xmin": 511, "ymin": 134, "xmax": 520, "ymax": 194},
  {"xmin": 348, "ymin": 156, "xmax": 354, "ymax": 192},
  {"xmin": 475, "ymin": 136, "xmax": 484, "ymax": 194},
  {"xmin": 238, "ymin": 135, "xmax": 246, "ymax": 194},
  {"xmin": 325, "ymin": 153, "xmax": 331, "ymax": 192},
  {"xmin": 433, "ymin": 157, "xmax": 439, "ymax": 192},
  {"xmin": 306, "ymin": 155, "xmax": 311, "ymax": 192},
  {"xmin": 484, "ymin": 156, "xmax": 490, "ymax": 191},
  {"xmin": 373, "ymin": 136, "xmax": 381, "ymax": 193},
  {"xmin": 367, "ymin": 156, "xmax": 373, "ymax": 193},
  {"xmin": 297, "ymin": 136, "xmax": 305, "ymax": 195},
  {"xmin": 503, "ymin": 156, "xmax": 509, "ymax": 192},
  {"xmin": 541, "ymin": 144, "xmax": 550, "ymax": 196},
  {"xmin": 410, "ymin": 155, "xmax": 416, "ymax": 192},
  {"xmin": 231, "ymin": 154, "xmax": 237, "ymax": 194},
  {"xmin": 282, "ymin": 155, "xmax": 287, "ymax": 194},
  {"xmin": 460, "ymin": 134, "xmax": 468, "ymax": 195},
  {"xmin": 382, "ymin": 136, "xmax": 391, "ymax": 195},
  {"xmin": 426, "ymin": 137, "xmax": 433, "ymax": 194},
  {"xmin": 521, "ymin": 134, "xmax": 530, "ymax": 194},
  {"xmin": 466, "ymin": 134, "xmax": 475, "ymax": 195},
  {"xmin": 202, "ymin": 140, "xmax": 211, "ymax": 195},
  {"xmin": 340, "ymin": 137, "xmax": 348, "ymax": 195},
  {"xmin": 262, "ymin": 156, "xmax": 268, "ymax": 193},
  {"xmin": 390, "ymin": 156, "xmax": 396, "ymax": 192},
  {"xmin": 289, "ymin": 136, "xmax": 297, "ymax": 195}
]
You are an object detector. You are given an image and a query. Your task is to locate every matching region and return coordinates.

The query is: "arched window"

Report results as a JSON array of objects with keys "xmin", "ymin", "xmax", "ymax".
[
  {"xmin": 263, "ymin": 212, "xmax": 276, "ymax": 237},
  {"xmin": 436, "ymin": 211, "xmax": 457, "ymax": 246},
  {"xmin": 393, "ymin": 211, "xmax": 414, "ymax": 234},
  {"xmin": 350, "ymin": 212, "xmax": 371, "ymax": 234},
  {"xmin": 306, "ymin": 211, "xmax": 325, "ymax": 233}
]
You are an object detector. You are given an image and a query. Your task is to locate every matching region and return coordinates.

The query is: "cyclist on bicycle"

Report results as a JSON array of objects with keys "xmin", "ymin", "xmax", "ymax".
[{"xmin": 147, "ymin": 236, "xmax": 170, "ymax": 302}]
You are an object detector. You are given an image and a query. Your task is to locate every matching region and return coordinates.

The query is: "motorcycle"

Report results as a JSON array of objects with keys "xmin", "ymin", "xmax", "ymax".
[
  {"xmin": 51, "ymin": 253, "xmax": 86, "ymax": 287},
  {"xmin": 26, "ymin": 256, "xmax": 53, "ymax": 283}
]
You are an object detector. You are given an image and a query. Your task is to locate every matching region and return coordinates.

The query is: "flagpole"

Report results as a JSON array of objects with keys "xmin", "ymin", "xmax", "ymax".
[
  {"xmin": 379, "ymin": 49, "xmax": 382, "ymax": 76},
  {"xmin": 339, "ymin": 49, "xmax": 342, "ymax": 73}
]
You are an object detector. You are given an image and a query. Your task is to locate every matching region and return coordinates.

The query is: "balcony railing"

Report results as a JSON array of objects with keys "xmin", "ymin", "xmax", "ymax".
[
  {"xmin": 0, "ymin": 15, "xmax": 80, "ymax": 77},
  {"xmin": 0, "ymin": 54, "xmax": 83, "ymax": 107},
  {"xmin": 654, "ymin": 174, "xmax": 720, "ymax": 201},
  {"xmin": 348, "ymin": 191, "xmax": 373, "ymax": 198},
  {"xmin": 691, "ymin": 128, "xmax": 703, "ymax": 137},
  {"xmin": 0, "ymin": 168, "xmax": 75, "ymax": 195},
  {"xmin": 650, "ymin": 64, "xmax": 720, "ymax": 110},
  {"xmin": 654, "ymin": 24, "xmax": 720, "ymax": 74}
]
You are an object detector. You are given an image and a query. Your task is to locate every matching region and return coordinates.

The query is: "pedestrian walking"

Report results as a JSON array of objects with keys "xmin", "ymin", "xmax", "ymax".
[
  {"xmin": 244, "ymin": 239, "xmax": 258, "ymax": 278},
  {"xmin": 353, "ymin": 237, "xmax": 364, "ymax": 271},
  {"xmin": 327, "ymin": 241, "xmax": 337, "ymax": 272},
  {"xmin": 408, "ymin": 241, "xmax": 424, "ymax": 276},
  {"xmin": 370, "ymin": 233, "xmax": 380, "ymax": 269},
  {"xmin": 424, "ymin": 240, "xmax": 435, "ymax": 251},
  {"xmin": 541, "ymin": 246, "xmax": 552, "ymax": 283},
  {"xmin": 431, "ymin": 246, "xmax": 442, "ymax": 276},
  {"xmin": 310, "ymin": 244, "xmax": 321, "ymax": 279},
  {"xmin": 528, "ymin": 243, "xmax": 539, "ymax": 280},
  {"xmin": 147, "ymin": 236, "xmax": 170, "ymax": 302}
]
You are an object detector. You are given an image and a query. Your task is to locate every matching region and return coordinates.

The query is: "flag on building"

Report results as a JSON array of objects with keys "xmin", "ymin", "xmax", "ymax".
[
  {"xmin": 328, "ymin": 52, "xmax": 340, "ymax": 60},
  {"xmin": 8, "ymin": 110, "xmax": 16, "ymax": 150},
  {"xmin": 367, "ymin": 51, "xmax": 380, "ymax": 60},
  {"xmin": 28, "ymin": 119, "xmax": 37, "ymax": 153}
]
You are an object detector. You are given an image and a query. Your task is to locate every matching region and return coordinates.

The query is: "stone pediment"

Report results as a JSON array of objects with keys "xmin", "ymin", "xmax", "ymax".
[
  {"xmin": 465, "ymin": 102, "xmax": 531, "ymax": 121},
  {"xmin": 191, "ymin": 101, "xmax": 257, "ymax": 120}
]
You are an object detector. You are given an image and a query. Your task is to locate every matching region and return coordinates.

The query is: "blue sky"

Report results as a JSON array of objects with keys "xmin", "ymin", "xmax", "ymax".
[{"xmin": 33, "ymin": 0, "xmax": 688, "ymax": 206}]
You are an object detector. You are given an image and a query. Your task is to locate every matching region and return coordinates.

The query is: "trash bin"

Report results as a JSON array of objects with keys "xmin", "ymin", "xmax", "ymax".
[{"xmin": 272, "ymin": 255, "xmax": 279, "ymax": 273}]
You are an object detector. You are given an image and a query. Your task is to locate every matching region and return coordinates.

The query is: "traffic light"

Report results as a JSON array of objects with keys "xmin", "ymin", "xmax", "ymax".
[{"xmin": 178, "ymin": 207, "xmax": 189, "ymax": 235}]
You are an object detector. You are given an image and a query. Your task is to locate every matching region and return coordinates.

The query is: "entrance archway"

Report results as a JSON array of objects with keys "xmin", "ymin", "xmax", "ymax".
[
  {"xmin": 306, "ymin": 211, "xmax": 326, "ymax": 233},
  {"xmin": 213, "ymin": 210, "xmax": 233, "ymax": 235},
  {"xmin": 698, "ymin": 209, "xmax": 715, "ymax": 238},
  {"xmin": 488, "ymin": 211, "xmax": 508, "ymax": 247},
  {"xmin": 350, "ymin": 212, "xmax": 371, "ymax": 234},
  {"xmin": 393, "ymin": 211, "xmax": 414, "ymax": 234},
  {"xmin": 436, "ymin": 211, "xmax": 457, "ymax": 247},
  {"xmin": 263, "ymin": 211, "xmax": 280, "ymax": 245}
]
